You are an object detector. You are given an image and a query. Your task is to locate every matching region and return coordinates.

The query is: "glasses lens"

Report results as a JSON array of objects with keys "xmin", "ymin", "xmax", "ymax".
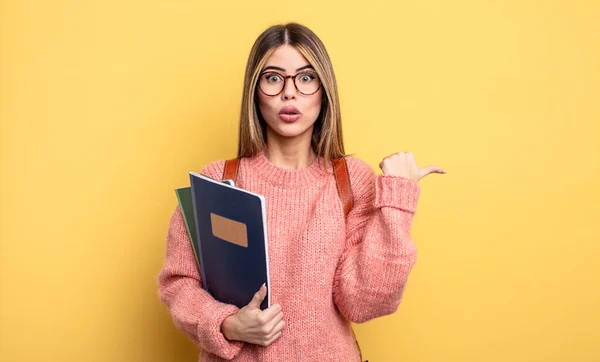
[
  {"xmin": 259, "ymin": 72, "xmax": 284, "ymax": 96},
  {"xmin": 295, "ymin": 71, "xmax": 320, "ymax": 95}
]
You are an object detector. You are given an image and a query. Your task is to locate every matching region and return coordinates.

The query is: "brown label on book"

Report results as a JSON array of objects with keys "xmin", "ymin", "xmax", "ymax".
[{"xmin": 210, "ymin": 213, "xmax": 248, "ymax": 248}]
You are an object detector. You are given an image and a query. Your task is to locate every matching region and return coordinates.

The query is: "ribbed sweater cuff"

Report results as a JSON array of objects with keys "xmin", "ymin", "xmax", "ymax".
[
  {"xmin": 374, "ymin": 175, "xmax": 421, "ymax": 213},
  {"xmin": 200, "ymin": 303, "xmax": 244, "ymax": 359}
]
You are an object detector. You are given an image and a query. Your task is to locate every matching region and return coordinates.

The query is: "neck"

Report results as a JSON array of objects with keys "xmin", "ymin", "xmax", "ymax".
[{"xmin": 264, "ymin": 127, "xmax": 316, "ymax": 170}]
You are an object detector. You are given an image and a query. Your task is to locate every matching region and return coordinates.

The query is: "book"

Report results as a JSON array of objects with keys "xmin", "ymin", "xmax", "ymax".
[
  {"xmin": 175, "ymin": 178, "xmax": 236, "ymax": 271},
  {"xmin": 184, "ymin": 172, "xmax": 270, "ymax": 310},
  {"xmin": 175, "ymin": 186, "xmax": 201, "ymax": 270}
]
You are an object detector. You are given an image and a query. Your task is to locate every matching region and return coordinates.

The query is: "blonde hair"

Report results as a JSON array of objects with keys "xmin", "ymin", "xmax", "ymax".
[{"xmin": 237, "ymin": 23, "xmax": 345, "ymax": 167}]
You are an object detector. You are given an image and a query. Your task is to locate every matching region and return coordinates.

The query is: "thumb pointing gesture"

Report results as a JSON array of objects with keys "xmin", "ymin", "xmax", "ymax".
[
  {"xmin": 379, "ymin": 152, "xmax": 446, "ymax": 182},
  {"xmin": 419, "ymin": 165, "xmax": 446, "ymax": 179}
]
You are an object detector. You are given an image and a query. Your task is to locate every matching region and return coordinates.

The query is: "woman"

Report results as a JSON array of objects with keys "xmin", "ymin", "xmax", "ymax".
[{"xmin": 158, "ymin": 22, "xmax": 445, "ymax": 361}]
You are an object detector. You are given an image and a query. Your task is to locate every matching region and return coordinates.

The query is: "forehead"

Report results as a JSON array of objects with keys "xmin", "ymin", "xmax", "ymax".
[{"xmin": 263, "ymin": 45, "xmax": 311, "ymax": 71}]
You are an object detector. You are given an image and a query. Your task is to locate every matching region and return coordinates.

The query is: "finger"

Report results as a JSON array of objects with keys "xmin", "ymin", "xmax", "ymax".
[
  {"xmin": 380, "ymin": 153, "xmax": 398, "ymax": 168},
  {"xmin": 262, "ymin": 331, "xmax": 282, "ymax": 347},
  {"xmin": 258, "ymin": 312, "xmax": 283, "ymax": 337},
  {"xmin": 380, "ymin": 152, "xmax": 409, "ymax": 165},
  {"xmin": 259, "ymin": 304, "xmax": 282, "ymax": 324},
  {"xmin": 263, "ymin": 311, "xmax": 283, "ymax": 332},
  {"xmin": 381, "ymin": 152, "xmax": 402, "ymax": 164},
  {"xmin": 265, "ymin": 320, "xmax": 285, "ymax": 341},
  {"xmin": 420, "ymin": 166, "xmax": 446, "ymax": 178},
  {"xmin": 266, "ymin": 320, "xmax": 285, "ymax": 341},
  {"xmin": 247, "ymin": 283, "xmax": 267, "ymax": 309},
  {"xmin": 271, "ymin": 319, "xmax": 285, "ymax": 336}
]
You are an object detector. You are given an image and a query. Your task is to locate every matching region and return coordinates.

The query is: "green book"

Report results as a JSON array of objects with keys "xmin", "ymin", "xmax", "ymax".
[
  {"xmin": 175, "ymin": 179, "xmax": 235, "ymax": 273},
  {"xmin": 175, "ymin": 187, "xmax": 201, "ymax": 270}
]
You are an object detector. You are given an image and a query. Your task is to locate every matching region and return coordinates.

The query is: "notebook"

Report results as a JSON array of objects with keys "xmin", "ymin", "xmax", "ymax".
[
  {"xmin": 175, "ymin": 186, "xmax": 201, "ymax": 268},
  {"xmin": 187, "ymin": 172, "xmax": 270, "ymax": 310},
  {"xmin": 175, "ymin": 179, "xmax": 236, "ymax": 270}
]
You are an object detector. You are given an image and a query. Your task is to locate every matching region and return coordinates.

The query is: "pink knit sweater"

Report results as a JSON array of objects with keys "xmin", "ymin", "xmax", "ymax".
[{"xmin": 158, "ymin": 150, "xmax": 421, "ymax": 361}]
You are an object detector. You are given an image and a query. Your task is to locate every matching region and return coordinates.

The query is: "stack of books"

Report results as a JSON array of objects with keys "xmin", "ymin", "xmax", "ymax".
[{"xmin": 175, "ymin": 172, "xmax": 270, "ymax": 310}]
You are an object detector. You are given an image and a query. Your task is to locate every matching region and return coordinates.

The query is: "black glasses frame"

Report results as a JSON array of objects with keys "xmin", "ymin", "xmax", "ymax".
[{"xmin": 258, "ymin": 71, "xmax": 322, "ymax": 96}]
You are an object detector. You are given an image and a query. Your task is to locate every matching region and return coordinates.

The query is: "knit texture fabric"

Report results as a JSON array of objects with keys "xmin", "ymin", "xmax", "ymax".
[{"xmin": 157, "ymin": 150, "xmax": 421, "ymax": 361}]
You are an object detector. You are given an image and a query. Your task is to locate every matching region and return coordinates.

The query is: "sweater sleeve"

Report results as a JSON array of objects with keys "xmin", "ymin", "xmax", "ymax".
[
  {"xmin": 332, "ymin": 157, "xmax": 421, "ymax": 323},
  {"xmin": 157, "ymin": 161, "xmax": 244, "ymax": 360}
]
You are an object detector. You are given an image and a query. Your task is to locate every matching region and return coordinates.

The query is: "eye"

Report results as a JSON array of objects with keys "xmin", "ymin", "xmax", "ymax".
[
  {"xmin": 298, "ymin": 73, "xmax": 316, "ymax": 83},
  {"xmin": 264, "ymin": 73, "xmax": 282, "ymax": 83}
]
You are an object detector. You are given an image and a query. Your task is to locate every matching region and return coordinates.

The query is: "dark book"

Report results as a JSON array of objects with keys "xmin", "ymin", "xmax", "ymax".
[{"xmin": 183, "ymin": 172, "xmax": 270, "ymax": 310}]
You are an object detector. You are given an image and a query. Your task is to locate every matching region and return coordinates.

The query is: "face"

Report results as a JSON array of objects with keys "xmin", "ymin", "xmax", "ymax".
[{"xmin": 256, "ymin": 45, "xmax": 323, "ymax": 143}]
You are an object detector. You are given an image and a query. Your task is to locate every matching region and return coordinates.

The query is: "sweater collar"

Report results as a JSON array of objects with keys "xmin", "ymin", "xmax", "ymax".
[{"xmin": 245, "ymin": 150, "xmax": 330, "ymax": 189}]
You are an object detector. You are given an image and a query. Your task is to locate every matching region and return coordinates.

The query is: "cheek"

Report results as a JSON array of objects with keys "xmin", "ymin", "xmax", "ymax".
[
  {"xmin": 257, "ymin": 94, "xmax": 276, "ymax": 118},
  {"xmin": 306, "ymin": 92, "xmax": 323, "ymax": 119}
]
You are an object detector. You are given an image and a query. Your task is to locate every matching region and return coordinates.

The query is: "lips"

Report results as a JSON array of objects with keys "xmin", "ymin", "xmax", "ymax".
[
  {"xmin": 279, "ymin": 106, "xmax": 301, "ymax": 123},
  {"xmin": 279, "ymin": 106, "xmax": 301, "ymax": 115}
]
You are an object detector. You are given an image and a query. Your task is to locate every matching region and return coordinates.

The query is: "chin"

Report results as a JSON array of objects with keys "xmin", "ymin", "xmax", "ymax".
[{"xmin": 269, "ymin": 121, "xmax": 314, "ymax": 139}]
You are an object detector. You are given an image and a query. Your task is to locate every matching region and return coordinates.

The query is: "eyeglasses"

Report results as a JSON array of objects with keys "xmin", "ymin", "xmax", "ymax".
[{"xmin": 258, "ymin": 70, "xmax": 321, "ymax": 96}]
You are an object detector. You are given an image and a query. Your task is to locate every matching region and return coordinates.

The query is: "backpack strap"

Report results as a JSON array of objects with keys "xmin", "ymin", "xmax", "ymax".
[
  {"xmin": 332, "ymin": 157, "xmax": 353, "ymax": 218},
  {"xmin": 222, "ymin": 156, "xmax": 354, "ymax": 218},
  {"xmin": 223, "ymin": 157, "xmax": 241, "ymax": 182}
]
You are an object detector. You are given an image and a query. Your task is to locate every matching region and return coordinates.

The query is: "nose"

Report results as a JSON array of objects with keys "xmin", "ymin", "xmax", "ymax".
[{"xmin": 281, "ymin": 76, "xmax": 297, "ymax": 100}]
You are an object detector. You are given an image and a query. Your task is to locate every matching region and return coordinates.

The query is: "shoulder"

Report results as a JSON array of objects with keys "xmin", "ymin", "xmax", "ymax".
[
  {"xmin": 343, "ymin": 155, "xmax": 376, "ymax": 195},
  {"xmin": 199, "ymin": 159, "xmax": 227, "ymax": 180},
  {"xmin": 344, "ymin": 155, "xmax": 375, "ymax": 181}
]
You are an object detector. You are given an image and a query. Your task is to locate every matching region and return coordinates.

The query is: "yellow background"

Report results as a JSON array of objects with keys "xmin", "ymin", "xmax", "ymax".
[{"xmin": 1, "ymin": 0, "xmax": 598, "ymax": 361}]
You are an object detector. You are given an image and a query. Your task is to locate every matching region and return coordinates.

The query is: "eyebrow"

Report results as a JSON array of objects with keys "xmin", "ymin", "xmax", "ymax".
[{"xmin": 262, "ymin": 65, "xmax": 314, "ymax": 73}]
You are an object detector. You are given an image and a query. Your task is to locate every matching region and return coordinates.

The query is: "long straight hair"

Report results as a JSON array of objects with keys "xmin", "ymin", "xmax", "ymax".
[{"xmin": 237, "ymin": 23, "xmax": 345, "ymax": 167}]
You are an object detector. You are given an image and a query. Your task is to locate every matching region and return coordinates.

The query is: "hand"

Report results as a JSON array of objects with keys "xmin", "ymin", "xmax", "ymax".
[
  {"xmin": 379, "ymin": 152, "xmax": 445, "ymax": 182},
  {"xmin": 221, "ymin": 284, "xmax": 285, "ymax": 346}
]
